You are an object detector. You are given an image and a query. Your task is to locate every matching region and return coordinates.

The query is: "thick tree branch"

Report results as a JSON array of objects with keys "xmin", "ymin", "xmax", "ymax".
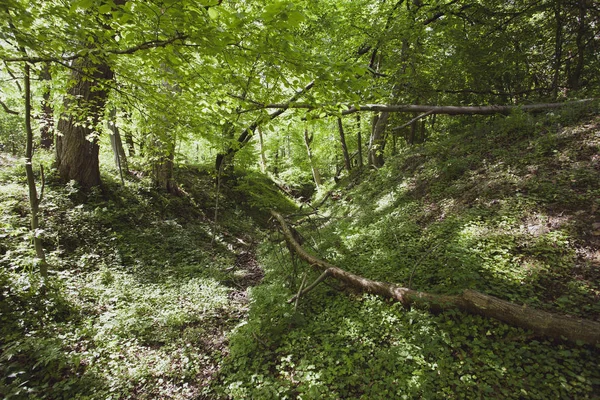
[
  {"xmin": 2, "ymin": 35, "xmax": 188, "ymax": 64},
  {"xmin": 271, "ymin": 210, "xmax": 600, "ymax": 345},
  {"xmin": 246, "ymin": 99, "xmax": 596, "ymax": 117}
]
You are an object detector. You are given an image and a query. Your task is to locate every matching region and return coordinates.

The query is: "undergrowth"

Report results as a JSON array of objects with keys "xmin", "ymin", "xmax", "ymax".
[
  {"xmin": 0, "ymin": 160, "xmax": 293, "ymax": 399},
  {"xmin": 220, "ymin": 107, "xmax": 600, "ymax": 399}
]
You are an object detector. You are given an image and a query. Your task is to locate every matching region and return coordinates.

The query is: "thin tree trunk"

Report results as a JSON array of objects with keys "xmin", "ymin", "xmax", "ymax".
[
  {"xmin": 569, "ymin": 0, "xmax": 587, "ymax": 90},
  {"xmin": 108, "ymin": 108, "xmax": 128, "ymax": 177},
  {"xmin": 39, "ymin": 63, "xmax": 54, "ymax": 149},
  {"xmin": 24, "ymin": 63, "xmax": 47, "ymax": 278},
  {"xmin": 122, "ymin": 112, "xmax": 135, "ymax": 157},
  {"xmin": 272, "ymin": 211, "xmax": 600, "ymax": 345},
  {"xmin": 257, "ymin": 126, "xmax": 267, "ymax": 173},
  {"xmin": 356, "ymin": 115, "xmax": 363, "ymax": 168},
  {"xmin": 337, "ymin": 117, "xmax": 352, "ymax": 172},
  {"xmin": 409, "ymin": 113, "xmax": 417, "ymax": 145},
  {"xmin": 552, "ymin": 3, "xmax": 563, "ymax": 98},
  {"xmin": 274, "ymin": 148, "xmax": 280, "ymax": 177},
  {"xmin": 303, "ymin": 128, "xmax": 321, "ymax": 189},
  {"xmin": 368, "ymin": 111, "xmax": 389, "ymax": 168}
]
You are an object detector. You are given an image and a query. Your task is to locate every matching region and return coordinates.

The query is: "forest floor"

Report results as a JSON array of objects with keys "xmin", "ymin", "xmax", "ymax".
[
  {"xmin": 0, "ymin": 160, "xmax": 294, "ymax": 399},
  {"xmin": 1, "ymin": 108, "xmax": 600, "ymax": 399}
]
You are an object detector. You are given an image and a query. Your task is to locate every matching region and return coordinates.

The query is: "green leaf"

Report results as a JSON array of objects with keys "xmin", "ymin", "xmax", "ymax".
[
  {"xmin": 99, "ymin": 4, "xmax": 112, "ymax": 13},
  {"xmin": 208, "ymin": 8, "xmax": 219, "ymax": 19}
]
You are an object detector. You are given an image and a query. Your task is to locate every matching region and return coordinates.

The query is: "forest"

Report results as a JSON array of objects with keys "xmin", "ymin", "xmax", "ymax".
[{"xmin": 1, "ymin": 0, "xmax": 599, "ymax": 398}]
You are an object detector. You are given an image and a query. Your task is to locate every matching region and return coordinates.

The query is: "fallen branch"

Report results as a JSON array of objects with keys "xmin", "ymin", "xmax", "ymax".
[
  {"xmin": 391, "ymin": 110, "xmax": 435, "ymax": 132},
  {"xmin": 271, "ymin": 210, "xmax": 600, "ymax": 345},
  {"xmin": 289, "ymin": 268, "xmax": 332, "ymax": 304},
  {"xmin": 249, "ymin": 98, "xmax": 596, "ymax": 117}
]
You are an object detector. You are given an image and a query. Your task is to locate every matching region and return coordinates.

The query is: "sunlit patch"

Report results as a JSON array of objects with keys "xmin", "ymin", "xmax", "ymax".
[{"xmin": 375, "ymin": 190, "xmax": 397, "ymax": 212}]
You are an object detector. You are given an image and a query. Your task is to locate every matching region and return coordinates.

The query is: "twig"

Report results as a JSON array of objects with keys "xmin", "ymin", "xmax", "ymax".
[
  {"xmin": 294, "ymin": 272, "xmax": 308, "ymax": 310},
  {"xmin": 289, "ymin": 268, "xmax": 331, "ymax": 303},
  {"xmin": 391, "ymin": 110, "xmax": 435, "ymax": 131}
]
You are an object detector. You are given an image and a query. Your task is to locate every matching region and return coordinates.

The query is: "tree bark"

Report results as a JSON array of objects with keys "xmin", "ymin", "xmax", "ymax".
[
  {"xmin": 56, "ymin": 57, "xmax": 112, "ymax": 188},
  {"xmin": 337, "ymin": 117, "xmax": 352, "ymax": 172},
  {"xmin": 271, "ymin": 210, "xmax": 600, "ymax": 345},
  {"xmin": 356, "ymin": 115, "xmax": 363, "ymax": 168},
  {"xmin": 153, "ymin": 134, "xmax": 178, "ymax": 194},
  {"xmin": 107, "ymin": 108, "xmax": 128, "ymax": 183}
]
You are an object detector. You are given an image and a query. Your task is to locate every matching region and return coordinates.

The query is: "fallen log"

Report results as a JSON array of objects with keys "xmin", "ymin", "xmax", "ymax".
[
  {"xmin": 251, "ymin": 98, "xmax": 596, "ymax": 117},
  {"xmin": 271, "ymin": 210, "xmax": 600, "ymax": 346}
]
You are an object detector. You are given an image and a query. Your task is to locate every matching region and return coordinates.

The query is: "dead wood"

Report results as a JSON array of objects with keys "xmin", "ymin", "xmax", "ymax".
[{"xmin": 271, "ymin": 210, "xmax": 600, "ymax": 345}]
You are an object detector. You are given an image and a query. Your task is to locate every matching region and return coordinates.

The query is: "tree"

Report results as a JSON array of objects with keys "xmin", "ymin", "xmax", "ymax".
[{"xmin": 56, "ymin": 57, "xmax": 113, "ymax": 188}]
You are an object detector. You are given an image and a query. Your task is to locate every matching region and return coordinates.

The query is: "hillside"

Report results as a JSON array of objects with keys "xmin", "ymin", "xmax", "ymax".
[{"xmin": 220, "ymin": 110, "xmax": 600, "ymax": 399}]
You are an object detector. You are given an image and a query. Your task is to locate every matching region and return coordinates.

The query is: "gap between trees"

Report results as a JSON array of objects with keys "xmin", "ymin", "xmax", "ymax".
[{"xmin": 271, "ymin": 211, "xmax": 600, "ymax": 346}]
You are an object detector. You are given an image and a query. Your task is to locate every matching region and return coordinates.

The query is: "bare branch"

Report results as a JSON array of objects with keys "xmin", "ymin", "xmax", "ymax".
[
  {"xmin": 0, "ymin": 98, "xmax": 19, "ymax": 115},
  {"xmin": 391, "ymin": 110, "xmax": 435, "ymax": 131},
  {"xmin": 245, "ymin": 99, "xmax": 596, "ymax": 117}
]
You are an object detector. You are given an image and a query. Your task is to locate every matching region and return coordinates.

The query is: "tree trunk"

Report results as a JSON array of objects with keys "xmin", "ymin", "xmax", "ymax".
[
  {"xmin": 258, "ymin": 99, "xmax": 594, "ymax": 116},
  {"xmin": 552, "ymin": 3, "xmax": 563, "ymax": 98},
  {"xmin": 39, "ymin": 63, "xmax": 54, "ymax": 149},
  {"xmin": 108, "ymin": 108, "xmax": 128, "ymax": 171},
  {"xmin": 303, "ymin": 128, "xmax": 322, "ymax": 189},
  {"xmin": 56, "ymin": 57, "xmax": 113, "ymax": 188},
  {"xmin": 409, "ymin": 114, "xmax": 417, "ymax": 145},
  {"xmin": 122, "ymin": 112, "xmax": 135, "ymax": 156},
  {"xmin": 368, "ymin": 111, "xmax": 389, "ymax": 168},
  {"xmin": 153, "ymin": 132, "xmax": 178, "ymax": 194},
  {"xmin": 24, "ymin": 63, "xmax": 47, "ymax": 278},
  {"xmin": 337, "ymin": 117, "xmax": 352, "ymax": 172},
  {"xmin": 124, "ymin": 130, "xmax": 135, "ymax": 156},
  {"xmin": 356, "ymin": 115, "xmax": 363, "ymax": 168},
  {"xmin": 257, "ymin": 126, "xmax": 267, "ymax": 173},
  {"xmin": 568, "ymin": 0, "xmax": 587, "ymax": 90},
  {"xmin": 272, "ymin": 211, "xmax": 600, "ymax": 346}
]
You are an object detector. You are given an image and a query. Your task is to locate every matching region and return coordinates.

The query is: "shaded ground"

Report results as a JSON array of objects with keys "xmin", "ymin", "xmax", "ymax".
[{"xmin": 0, "ymin": 163, "xmax": 287, "ymax": 399}]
